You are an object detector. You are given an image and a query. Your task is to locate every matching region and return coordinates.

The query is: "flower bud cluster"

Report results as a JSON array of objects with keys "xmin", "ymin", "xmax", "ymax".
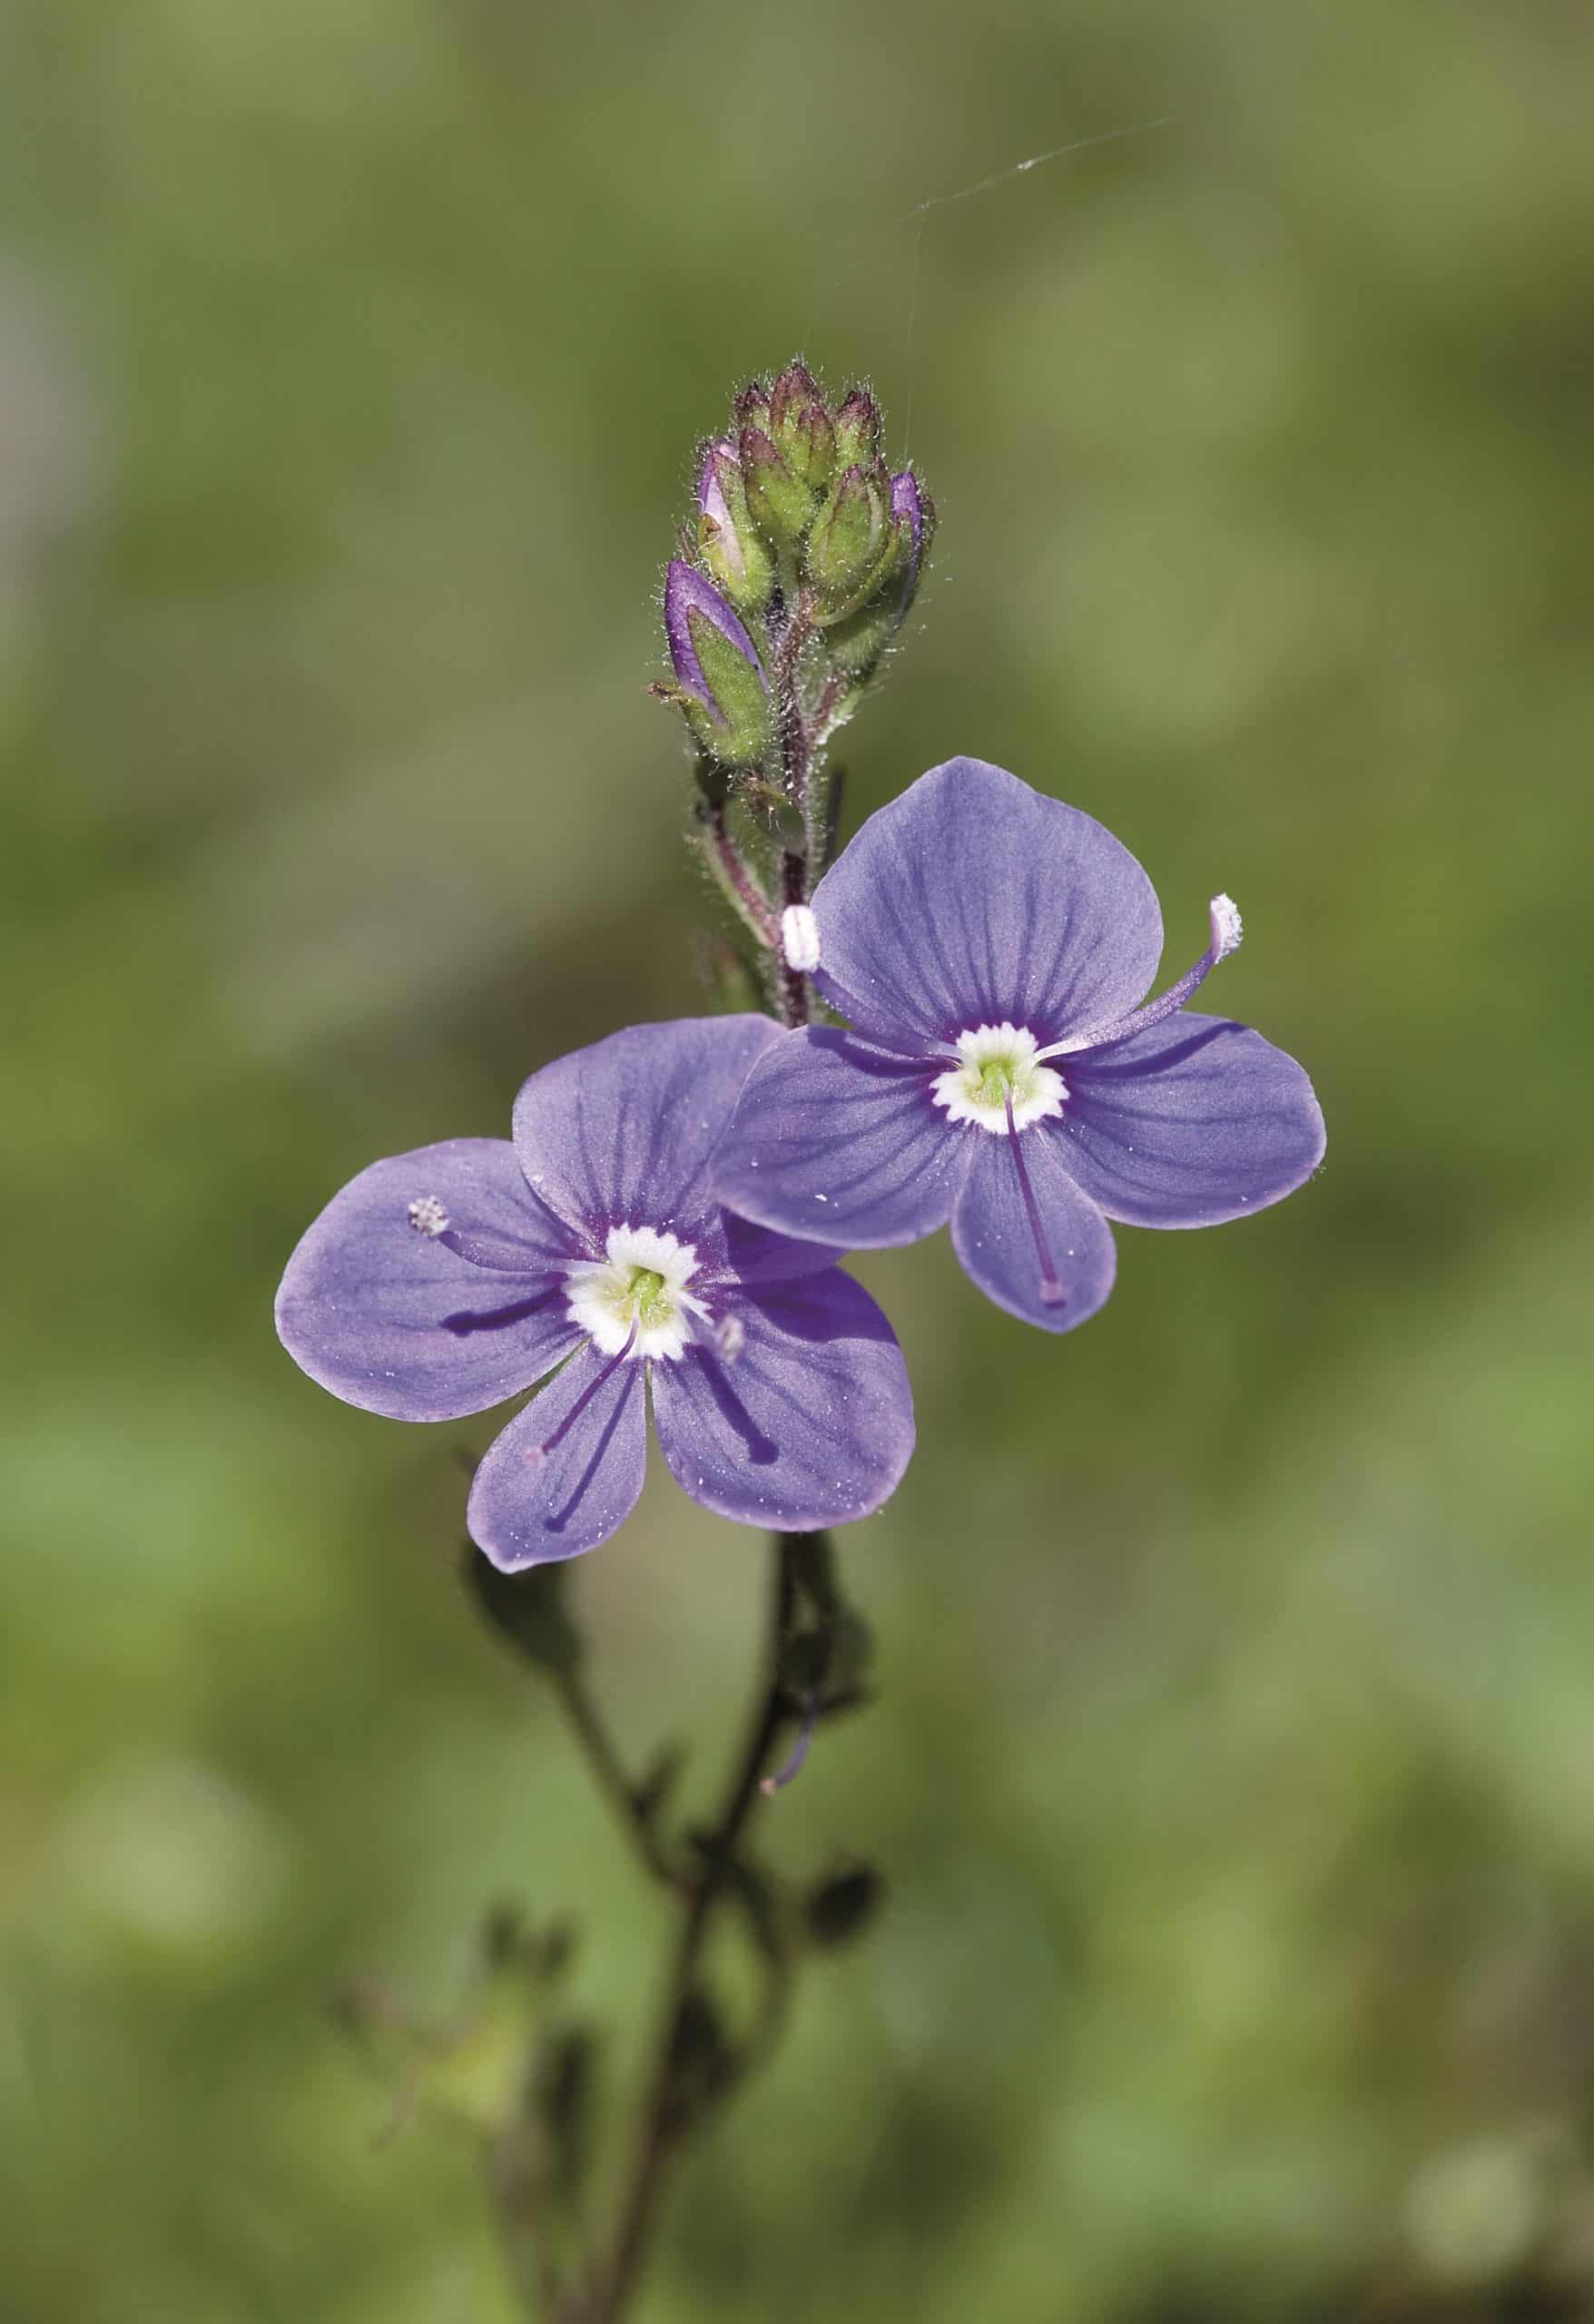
[{"xmin": 656, "ymin": 360, "xmax": 934, "ymax": 780}]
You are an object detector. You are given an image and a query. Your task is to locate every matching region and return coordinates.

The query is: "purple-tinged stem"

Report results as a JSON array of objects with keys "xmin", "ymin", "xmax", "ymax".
[{"xmin": 705, "ymin": 798, "xmax": 779, "ymax": 950}]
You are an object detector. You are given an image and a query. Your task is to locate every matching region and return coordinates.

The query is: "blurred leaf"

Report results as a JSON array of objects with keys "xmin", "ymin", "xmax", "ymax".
[
  {"xmin": 532, "ymin": 2023, "xmax": 600, "ymax": 2204},
  {"xmin": 804, "ymin": 1861, "xmax": 885, "ymax": 1949},
  {"xmin": 463, "ymin": 1541, "xmax": 585, "ymax": 1675}
]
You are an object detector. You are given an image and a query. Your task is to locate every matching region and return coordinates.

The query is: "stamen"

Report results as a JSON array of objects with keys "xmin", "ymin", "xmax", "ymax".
[
  {"xmin": 1046, "ymin": 893, "xmax": 1243, "ymax": 1058},
  {"xmin": 714, "ymin": 1314, "xmax": 746, "ymax": 1362},
  {"xmin": 760, "ymin": 1693, "xmax": 818, "ymax": 1796},
  {"xmin": 1004, "ymin": 1089, "xmax": 1067, "ymax": 1307},
  {"xmin": 526, "ymin": 1327, "xmax": 638, "ymax": 1472},
  {"xmin": 407, "ymin": 1196, "xmax": 559, "ymax": 1274}
]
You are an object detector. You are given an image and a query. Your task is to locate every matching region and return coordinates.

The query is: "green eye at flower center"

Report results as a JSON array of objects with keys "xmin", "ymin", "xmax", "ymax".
[
  {"xmin": 625, "ymin": 1265, "xmax": 671, "ymax": 1320},
  {"xmin": 972, "ymin": 1057, "xmax": 1019, "ymax": 1107},
  {"xmin": 930, "ymin": 1022, "xmax": 1068, "ymax": 1137}
]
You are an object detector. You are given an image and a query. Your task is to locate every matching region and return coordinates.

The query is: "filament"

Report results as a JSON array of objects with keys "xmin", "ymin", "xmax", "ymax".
[
  {"xmin": 526, "ymin": 1327, "xmax": 638, "ymax": 1470},
  {"xmin": 1047, "ymin": 896, "xmax": 1242, "ymax": 1059},
  {"xmin": 1004, "ymin": 1090, "xmax": 1066, "ymax": 1306}
]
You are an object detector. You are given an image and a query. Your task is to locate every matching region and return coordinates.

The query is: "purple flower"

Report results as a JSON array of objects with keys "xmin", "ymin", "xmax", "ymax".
[
  {"xmin": 712, "ymin": 758, "xmax": 1325, "ymax": 1333},
  {"xmin": 275, "ymin": 1017, "xmax": 914, "ymax": 1566}
]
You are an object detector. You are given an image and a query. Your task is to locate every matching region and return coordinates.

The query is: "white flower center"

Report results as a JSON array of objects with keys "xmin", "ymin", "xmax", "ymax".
[
  {"xmin": 564, "ymin": 1225, "xmax": 709, "ymax": 1362},
  {"xmin": 930, "ymin": 1023, "xmax": 1068, "ymax": 1135}
]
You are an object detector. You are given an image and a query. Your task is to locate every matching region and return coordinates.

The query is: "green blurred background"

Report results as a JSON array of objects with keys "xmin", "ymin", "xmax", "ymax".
[{"xmin": 5, "ymin": 1, "xmax": 1592, "ymax": 2315}]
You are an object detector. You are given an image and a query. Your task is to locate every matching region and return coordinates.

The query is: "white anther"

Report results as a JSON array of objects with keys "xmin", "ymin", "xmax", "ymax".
[
  {"xmin": 714, "ymin": 1315, "xmax": 745, "ymax": 1363},
  {"xmin": 781, "ymin": 904, "xmax": 822, "ymax": 974},
  {"xmin": 408, "ymin": 1196, "xmax": 449, "ymax": 1237},
  {"xmin": 1209, "ymin": 894, "xmax": 1243, "ymax": 960}
]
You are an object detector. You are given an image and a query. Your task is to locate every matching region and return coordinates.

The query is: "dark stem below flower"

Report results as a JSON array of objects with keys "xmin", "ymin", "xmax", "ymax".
[
  {"xmin": 550, "ymin": 1663, "xmax": 689, "ymax": 1895},
  {"xmin": 587, "ymin": 1535, "xmax": 801, "ymax": 2321}
]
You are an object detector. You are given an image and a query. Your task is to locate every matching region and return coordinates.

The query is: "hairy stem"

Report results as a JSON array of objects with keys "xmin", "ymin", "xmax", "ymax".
[
  {"xmin": 703, "ymin": 798, "xmax": 779, "ymax": 950},
  {"xmin": 778, "ymin": 851, "xmax": 810, "ymax": 1026},
  {"xmin": 772, "ymin": 593, "xmax": 817, "ymax": 1027}
]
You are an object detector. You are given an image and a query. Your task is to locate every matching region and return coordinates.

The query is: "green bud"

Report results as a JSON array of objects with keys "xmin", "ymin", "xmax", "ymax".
[
  {"xmin": 770, "ymin": 359, "xmax": 836, "ymax": 490},
  {"xmin": 817, "ymin": 469, "xmax": 931, "ymax": 670},
  {"xmin": 739, "ymin": 425, "xmax": 818, "ymax": 551},
  {"xmin": 683, "ymin": 605, "xmax": 771, "ymax": 764},
  {"xmin": 832, "ymin": 385, "xmax": 882, "ymax": 468},
  {"xmin": 733, "ymin": 378, "xmax": 773, "ymax": 434},
  {"xmin": 806, "ymin": 461, "xmax": 893, "ymax": 607}
]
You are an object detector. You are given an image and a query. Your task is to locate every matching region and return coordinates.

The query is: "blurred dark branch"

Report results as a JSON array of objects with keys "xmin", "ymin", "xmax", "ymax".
[
  {"xmin": 589, "ymin": 1534, "xmax": 802, "ymax": 2321},
  {"xmin": 549, "ymin": 1661, "xmax": 689, "ymax": 1895},
  {"xmin": 470, "ymin": 1530, "xmax": 867, "ymax": 2323}
]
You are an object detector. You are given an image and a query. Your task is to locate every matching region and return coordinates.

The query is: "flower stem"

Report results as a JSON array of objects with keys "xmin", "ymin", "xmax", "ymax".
[
  {"xmin": 587, "ymin": 1536, "xmax": 800, "ymax": 2320},
  {"xmin": 703, "ymin": 797, "xmax": 780, "ymax": 950},
  {"xmin": 549, "ymin": 1663, "xmax": 689, "ymax": 1894}
]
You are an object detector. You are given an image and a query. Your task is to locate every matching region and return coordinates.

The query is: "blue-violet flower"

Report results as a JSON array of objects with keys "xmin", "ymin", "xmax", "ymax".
[
  {"xmin": 711, "ymin": 758, "xmax": 1325, "ymax": 1332},
  {"xmin": 276, "ymin": 1018, "xmax": 915, "ymax": 1565}
]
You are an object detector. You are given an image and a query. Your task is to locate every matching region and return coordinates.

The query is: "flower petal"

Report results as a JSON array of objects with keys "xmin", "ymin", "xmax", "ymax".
[
  {"xmin": 650, "ymin": 1275, "xmax": 913, "ymax": 1530},
  {"xmin": 950, "ymin": 1128, "xmax": 1117, "ymax": 1334},
  {"xmin": 467, "ymin": 1355, "xmax": 646, "ymax": 1568},
  {"xmin": 812, "ymin": 757, "xmax": 1165, "ymax": 1049},
  {"xmin": 713, "ymin": 1027, "xmax": 969, "ymax": 1248},
  {"xmin": 1055, "ymin": 1013, "xmax": 1326, "ymax": 1227},
  {"xmin": 275, "ymin": 1140, "xmax": 579, "ymax": 1420},
  {"xmin": 717, "ymin": 1208, "xmax": 861, "ymax": 1285},
  {"xmin": 513, "ymin": 1015, "xmax": 781, "ymax": 1242}
]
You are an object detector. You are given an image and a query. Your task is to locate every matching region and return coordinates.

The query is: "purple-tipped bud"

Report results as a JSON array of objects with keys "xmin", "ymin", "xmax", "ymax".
[
  {"xmin": 696, "ymin": 438, "xmax": 773, "ymax": 613},
  {"xmin": 890, "ymin": 468, "xmax": 934, "ymax": 607},
  {"xmin": 832, "ymin": 386, "xmax": 882, "ymax": 468},
  {"xmin": 733, "ymin": 379, "xmax": 773, "ymax": 434},
  {"xmin": 664, "ymin": 560, "xmax": 771, "ymax": 767},
  {"xmin": 770, "ymin": 359, "xmax": 823, "ymax": 421},
  {"xmin": 738, "ymin": 424, "xmax": 817, "ymax": 551},
  {"xmin": 770, "ymin": 360, "xmax": 836, "ymax": 488},
  {"xmin": 814, "ymin": 469, "xmax": 935, "ymax": 675}
]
